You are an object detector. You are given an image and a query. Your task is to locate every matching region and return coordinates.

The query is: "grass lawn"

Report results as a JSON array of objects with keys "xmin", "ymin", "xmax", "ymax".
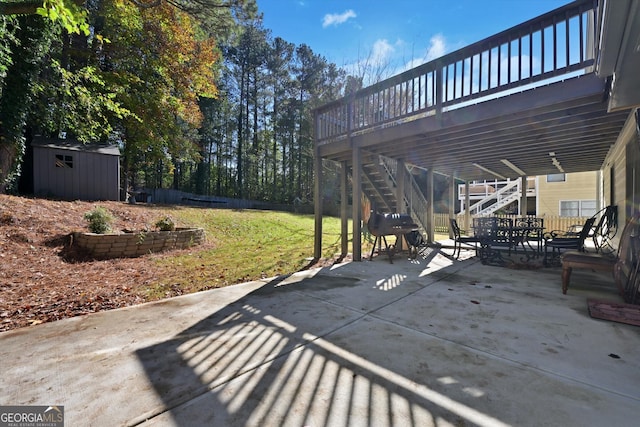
[
  {"xmin": 147, "ymin": 208, "xmax": 374, "ymax": 298},
  {"xmin": 0, "ymin": 195, "xmax": 449, "ymax": 330}
]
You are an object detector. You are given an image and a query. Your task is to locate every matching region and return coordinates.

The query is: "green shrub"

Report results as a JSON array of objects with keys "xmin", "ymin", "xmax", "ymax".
[
  {"xmin": 155, "ymin": 216, "xmax": 175, "ymax": 231},
  {"xmin": 84, "ymin": 206, "xmax": 114, "ymax": 234}
]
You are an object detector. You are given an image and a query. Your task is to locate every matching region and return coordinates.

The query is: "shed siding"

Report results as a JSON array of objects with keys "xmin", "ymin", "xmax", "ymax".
[
  {"xmin": 33, "ymin": 144, "xmax": 119, "ymax": 201},
  {"xmin": 77, "ymin": 151, "xmax": 119, "ymax": 200}
]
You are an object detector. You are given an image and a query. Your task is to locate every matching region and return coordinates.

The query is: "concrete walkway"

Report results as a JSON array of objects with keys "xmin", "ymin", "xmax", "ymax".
[{"xmin": 1, "ymin": 247, "xmax": 639, "ymax": 426}]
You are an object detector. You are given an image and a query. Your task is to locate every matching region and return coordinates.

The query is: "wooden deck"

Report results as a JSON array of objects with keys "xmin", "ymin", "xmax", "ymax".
[
  {"xmin": 312, "ymin": 0, "xmax": 632, "ymax": 260},
  {"xmin": 314, "ymin": 0, "xmax": 629, "ymax": 181}
]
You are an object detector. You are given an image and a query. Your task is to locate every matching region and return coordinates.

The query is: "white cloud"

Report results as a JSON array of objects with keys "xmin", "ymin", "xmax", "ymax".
[
  {"xmin": 401, "ymin": 58, "xmax": 424, "ymax": 72},
  {"xmin": 425, "ymin": 34, "xmax": 446, "ymax": 61},
  {"xmin": 341, "ymin": 39, "xmax": 401, "ymax": 85},
  {"xmin": 341, "ymin": 35, "xmax": 444, "ymax": 85},
  {"xmin": 399, "ymin": 34, "xmax": 448, "ymax": 73},
  {"xmin": 371, "ymin": 39, "xmax": 395, "ymax": 64},
  {"xmin": 322, "ymin": 10, "xmax": 357, "ymax": 28}
]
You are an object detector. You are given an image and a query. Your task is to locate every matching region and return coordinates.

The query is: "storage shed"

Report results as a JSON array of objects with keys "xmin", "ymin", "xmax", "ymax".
[{"xmin": 32, "ymin": 137, "xmax": 120, "ymax": 201}]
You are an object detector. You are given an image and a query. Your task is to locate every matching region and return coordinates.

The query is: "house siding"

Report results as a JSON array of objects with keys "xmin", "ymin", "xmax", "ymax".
[
  {"xmin": 603, "ymin": 110, "xmax": 638, "ymax": 232},
  {"xmin": 536, "ymin": 171, "xmax": 598, "ymax": 216}
]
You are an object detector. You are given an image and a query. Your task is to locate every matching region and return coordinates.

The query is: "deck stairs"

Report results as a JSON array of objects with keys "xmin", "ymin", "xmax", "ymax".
[
  {"xmin": 460, "ymin": 178, "xmax": 524, "ymax": 216},
  {"xmin": 361, "ymin": 152, "xmax": 397, "ymax": 214},
  {"xmin": 360, "ymin": 153, "xmax": 430, "ymax": 238}
]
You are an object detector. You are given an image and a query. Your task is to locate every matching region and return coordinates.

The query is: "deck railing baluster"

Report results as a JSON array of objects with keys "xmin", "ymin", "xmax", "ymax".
[
  {"xmin": 529, "ymin": 27, "xmax": 533, "ymax": 78},
  {"xmin": 579, "ymin": 7, "xmax": 584, "ymax": 63},
  {"xmin": 564, "ymin": 13, "xmax": 571, "ymax": 68},
  {"xmin": 460, "ymin": 58, "xmax": 465, "ymax": 98},
  {"xmin": 518, "ymin": 36, "xmax": 522, "ymax": 81},
  {"xmin": 507, "ymin": 39, "xmax": 512, "ymax": 84},
  {"xmin": 540, "ymin": 23, "xmax": 546, "ymax": 76},
  {"xmin": 553, "ymin": 15, "xmax": 558, "ymax": 72}
]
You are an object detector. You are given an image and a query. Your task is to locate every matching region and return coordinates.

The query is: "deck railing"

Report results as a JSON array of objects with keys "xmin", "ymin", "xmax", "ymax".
[{"xmin": 315, "ymin": 0, "xmax": 597, "ymax": 145}]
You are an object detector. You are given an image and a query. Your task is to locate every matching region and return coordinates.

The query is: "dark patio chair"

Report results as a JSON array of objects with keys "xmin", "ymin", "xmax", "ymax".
[
  {"xmin": 449, "ymin": 218, "xmax": 480, "ymax": 259},
  {"xmin": 404, "ymin": 230, "xmax": 429, "ymax": 259},
  {"xmin": 560, "ymin": 213, "xmax": 639, "ymax": 295},
  {"xmin": 543, "ymin": 216, "xmax": 596, "ymax": 267},
  {"xmin": 591, "ymin": 205, "xmax": 618, "ymax": 254}
]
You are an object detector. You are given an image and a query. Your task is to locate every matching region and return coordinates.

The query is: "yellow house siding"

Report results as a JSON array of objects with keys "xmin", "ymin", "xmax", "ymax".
[
  {"xmin": 602, "ymin": 137, "xmax": 626, "ymax": 210},
  {"xmin": 537, "ymin": 171, "xmax": 598, "ymax": 216},
  {"xmin": 603, "ymin": 110, "xmax": 637, "ymax": 231}
]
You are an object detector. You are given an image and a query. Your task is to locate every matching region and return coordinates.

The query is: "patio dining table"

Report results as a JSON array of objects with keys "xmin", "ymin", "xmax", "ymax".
[
  {"xmin": 473, "ymin": 217, "xmax": 544, "ymax": 266},
  {"xmin": 512, "ymin": 217, "xmax": 545, "ymax": 255}
]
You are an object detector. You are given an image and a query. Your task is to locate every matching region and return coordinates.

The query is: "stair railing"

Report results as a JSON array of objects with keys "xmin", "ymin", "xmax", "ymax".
[
  {"xmin": 379, "ymin": 155, "xmax": 430, "ymax": 236},
  {"xmin": 461, "ymin": 178, "xmax": 522, "ymax": 216}
]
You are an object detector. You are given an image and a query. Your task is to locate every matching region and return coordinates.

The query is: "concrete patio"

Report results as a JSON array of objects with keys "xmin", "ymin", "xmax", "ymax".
[{"xmin": 1, "ymin": 246, "xmax": 639, "ymax": 426}]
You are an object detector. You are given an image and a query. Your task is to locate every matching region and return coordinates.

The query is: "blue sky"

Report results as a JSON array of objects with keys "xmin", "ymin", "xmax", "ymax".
[{"xmin": 257, "ymin": 0, "xmax": 570, "ymax": 81}]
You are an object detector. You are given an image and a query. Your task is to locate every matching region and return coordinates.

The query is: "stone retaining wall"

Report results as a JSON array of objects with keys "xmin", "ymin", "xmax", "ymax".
[{"xmin": 72, "ymin": 228, "xmax": 205, "ymax": 259}]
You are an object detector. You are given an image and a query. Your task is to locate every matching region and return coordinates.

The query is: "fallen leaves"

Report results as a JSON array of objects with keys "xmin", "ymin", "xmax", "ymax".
[
  {"xmin": 0, "ymin": 194, "xmax": 345, "ymax": 333},
  {"xmin": 0, "ymin": 195, "xmax": 174, "ymax": 332}
]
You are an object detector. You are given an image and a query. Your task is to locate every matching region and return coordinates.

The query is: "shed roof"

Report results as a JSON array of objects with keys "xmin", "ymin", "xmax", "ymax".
[{"xmin": 32, "ymin": 137, "xmax": 120, "ymax": 157}]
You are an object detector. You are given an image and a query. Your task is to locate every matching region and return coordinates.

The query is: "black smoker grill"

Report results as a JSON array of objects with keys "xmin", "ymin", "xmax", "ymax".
[{"xmin": 367, "ymin": 212, "xmax": 419, "ymax": 262}]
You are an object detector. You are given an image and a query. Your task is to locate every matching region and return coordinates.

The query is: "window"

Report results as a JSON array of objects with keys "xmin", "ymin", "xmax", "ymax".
[
  {"xmin": 560, "ymin": 200, "xmax": 579, "ymax": 216},
  {"xmin": 580, "ymin": 200, "xmax": 597, "ymax": 217},
  {"xmin": 55, "ymin": 154, "xmax": 73, "ymax": 168},
  {"xmin": 560, "ymin": 200, "xmax": 596, "ymax": 217},
  {"xmin": 547, "ymin": 173, "xmax": 566, "ymax": 182}
]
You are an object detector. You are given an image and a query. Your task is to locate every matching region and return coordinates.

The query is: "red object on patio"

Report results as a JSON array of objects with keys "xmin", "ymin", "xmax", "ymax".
[{"xmin": 587, "ymin": 299, "xmax": 640, "ymax": 327}]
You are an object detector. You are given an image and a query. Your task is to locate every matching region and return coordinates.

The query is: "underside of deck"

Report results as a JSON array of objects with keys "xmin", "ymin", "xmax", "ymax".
[{"xmin": 318, "ymin": 73, "xmax": 630, "ymax": 182}]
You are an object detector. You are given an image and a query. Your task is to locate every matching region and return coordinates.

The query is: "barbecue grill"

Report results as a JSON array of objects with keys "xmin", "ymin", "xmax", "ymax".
[{"xmin": 367, "ymin": 212, "xmax": 419, "ymax": 262}]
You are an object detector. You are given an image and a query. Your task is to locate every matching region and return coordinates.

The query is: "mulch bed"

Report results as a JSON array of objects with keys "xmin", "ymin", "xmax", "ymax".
[
  {"xmin": 0, "ymin": 195, "xmax": 347, "ymax": 332},
  {"xmin": 0, "ymin": 195, "xmax": 181, "ymax": 332}
]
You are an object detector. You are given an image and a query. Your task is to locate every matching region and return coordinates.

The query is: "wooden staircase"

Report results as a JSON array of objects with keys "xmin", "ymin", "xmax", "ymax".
[
  {"xmin": 359, "ymin": 153, "xmax": 430, "ymax": 240},
  {"xmin": 361, "ymin": 152, "xmax": 398, "ymax": 213}
]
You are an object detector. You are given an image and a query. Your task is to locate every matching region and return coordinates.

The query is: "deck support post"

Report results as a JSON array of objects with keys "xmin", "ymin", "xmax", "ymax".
[
  {"xmin": 427, "ymin": 168, "xmax": 434, "ymax": 243},
  {"xmin": 341, "ymin": 161, "xmax": 349, "ymax": 257},
  {"xmin": 313, "ymin": 148, "xmax": 323, "ymax": 260},
  {"xmin": 596, "ymin": 170, "xmax": 603, "ymax": 211},
  {"xmin": 396, "ymin": 159, "xmax": 406, "ymax": 214},
  {"xmin": 449, "ymin": 177, "xmax": 456, "ymax": 239},
  {"xmin": 396, "ymin": 159, "xmax": 406, "ymax": 250},
  {"xmin": 520, "ymin": 175, "xmax": 528, "ymax": 215},
  {"xmin": 352, "ymin": 146, "xmax": 362, "ymax": 261},
  {"xmin": 465, "ymin": 181, "xmax": 471, "ymax": 232}
]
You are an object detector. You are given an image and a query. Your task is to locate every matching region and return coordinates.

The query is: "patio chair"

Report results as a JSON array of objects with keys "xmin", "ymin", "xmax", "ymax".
[
  {"xmin": 591, "ymin": 205, "xmax": 618, "ymax": 254},
  {"xmin": 471, "ymin": 217, "xmax": 516, "ymax": 265},
  {"xmin": 449, "ymin": 218, "xmax": 480, "ymax": 259},
  {"xmin": 561, "ymin": 212, "xmax": 639, "ymax": 296},
  {"xmin": 404, "ymin": 230, "xmax": 429, "ymax": 259},
  {"xmin": 543, "ymin": 216, "xmax": 596, "ymax": 267}
]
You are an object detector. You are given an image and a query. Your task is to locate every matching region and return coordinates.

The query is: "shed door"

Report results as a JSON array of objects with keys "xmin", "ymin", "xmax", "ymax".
[{"xmin": 53, "ymin": 152, "xmax": 79, "ymax": 199}]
